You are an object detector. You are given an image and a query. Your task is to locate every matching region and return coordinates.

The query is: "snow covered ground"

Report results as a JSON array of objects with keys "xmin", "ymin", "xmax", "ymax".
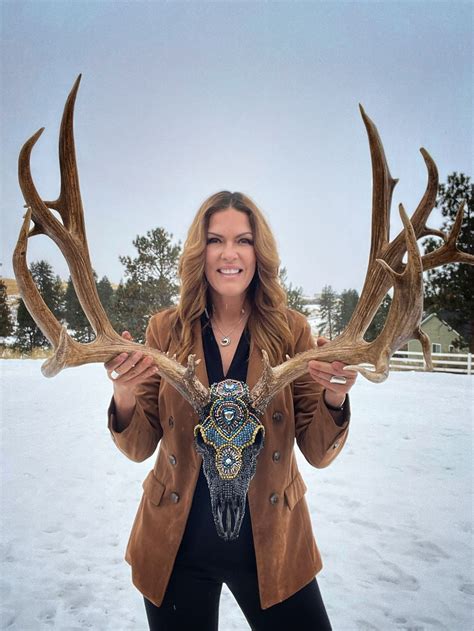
[{"xmin": 1, "ymin": 360, "xmax": 472, "ymax": 630}]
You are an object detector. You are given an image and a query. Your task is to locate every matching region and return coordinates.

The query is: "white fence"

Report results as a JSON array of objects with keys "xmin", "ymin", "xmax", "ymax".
[{"xmin": 390, "ymin": 350, "xmax": 472, "ymax": 375}]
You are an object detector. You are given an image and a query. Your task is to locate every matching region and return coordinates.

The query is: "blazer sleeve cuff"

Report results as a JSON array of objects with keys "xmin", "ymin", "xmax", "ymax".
[
  {"xmin": 107, "ymin": 396, "xmax": 160, "ymax": 462},
  {"xmin": 108, "ymin": 396, "xmax": 137, "ymax": 437},
  {"xmin": 321, "ymin": 390, "xmax": 351, "ymax": 428},
  {"xmin": 309, "ymin": 394, "xmax": 351, "ymax": 468}
]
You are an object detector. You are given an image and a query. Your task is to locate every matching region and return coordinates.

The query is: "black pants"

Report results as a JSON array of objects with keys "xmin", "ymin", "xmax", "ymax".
[{"xmin": 143, "ymin": 565, "xmax": 332, "ymax": 631}]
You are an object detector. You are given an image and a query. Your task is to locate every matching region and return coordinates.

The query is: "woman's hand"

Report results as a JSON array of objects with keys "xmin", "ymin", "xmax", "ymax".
[
  {"xmin": 307, "ymin": 336, "xmax": 358, "ymax": 408},
  {"xmin": 104, "ymin": 331, "xmax": 158, "ymax": 408}
]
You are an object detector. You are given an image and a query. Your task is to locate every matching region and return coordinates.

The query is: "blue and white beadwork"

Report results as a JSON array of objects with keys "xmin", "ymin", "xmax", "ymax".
[{"xmin": 194, "ymin": 379, "xmax": 265, "ymax": 480}]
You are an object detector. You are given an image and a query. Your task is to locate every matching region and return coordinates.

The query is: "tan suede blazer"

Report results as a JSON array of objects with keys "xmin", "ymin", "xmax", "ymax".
[{"xmin": 108, "ymin": 307, "xmax": 350, "ymax": 610}]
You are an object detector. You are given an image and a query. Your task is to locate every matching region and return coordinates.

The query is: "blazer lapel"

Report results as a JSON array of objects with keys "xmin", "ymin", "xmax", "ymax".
[
  {"xmin": 246, "ymin": 339, "xmax": 264, "ymax": 391},
  {"xmin": 191, "ymin": 318, "xmax": 209, "ymax": 389}
]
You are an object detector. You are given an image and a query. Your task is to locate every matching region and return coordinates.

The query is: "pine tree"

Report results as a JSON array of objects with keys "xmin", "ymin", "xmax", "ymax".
[
  {"xmin": 64, "ymin": 275, "xmax": 96, "ymax": 342},
  {"xmin": 279, "ymin": 267, "xmax": 309, "ymax": 316},
  {"xmin": 97, "ymin": 276, "xmax": 114, "ymax": 315},
  {"xmin": 364, "ymin": 294, "xmax": 392, "ymax": 342},
  {"xmin": 318, "ymin": 285, "xmax": 337, "ymax": 340},
  {"xmin": 115, "ymin": 228, "xmax": 181, "ymax": 341},
  {"xmin": 0, "ymin": 278, "xmax": 14, "ymax": 338},
  {"xmin": 15, "ymin": 260, "xmax": 64, "ymax": 351},
  {"xmin": 423, "ymin": 172, "xmax": 473, "ymax": 350},
  {"xmin": 111, "ymin": 280, "xmax": 145, "ymax": 339},
  {"xmin": 64, "ymin": 274, "xmax": 115, "ymax": 341},
  {"xmin": 334, "ymin": 289, "xmax": 359, "ymax": 336}
]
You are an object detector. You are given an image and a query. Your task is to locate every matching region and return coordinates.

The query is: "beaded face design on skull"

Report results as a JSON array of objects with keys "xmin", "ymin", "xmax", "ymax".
[{"xmin": 194, "ymin": 379, "xmax": 265, "ymax": 541}]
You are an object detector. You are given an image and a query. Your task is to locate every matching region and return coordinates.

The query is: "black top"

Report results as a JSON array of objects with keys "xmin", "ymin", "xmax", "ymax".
[{"xmin": 174, "ymin": 313, "xmax": 257, "ymax": 574}]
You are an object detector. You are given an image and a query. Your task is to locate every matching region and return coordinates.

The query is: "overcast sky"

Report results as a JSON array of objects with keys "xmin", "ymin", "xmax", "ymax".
[{"xmin": 1, "ymin": 0, "xmax": 472, "ymax": 295}]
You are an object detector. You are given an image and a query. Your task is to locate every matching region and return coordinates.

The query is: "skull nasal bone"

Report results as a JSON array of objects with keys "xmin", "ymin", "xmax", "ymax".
[{"xmin": 225, "ymin": 500, "xmax": 243, "ymax": 541}]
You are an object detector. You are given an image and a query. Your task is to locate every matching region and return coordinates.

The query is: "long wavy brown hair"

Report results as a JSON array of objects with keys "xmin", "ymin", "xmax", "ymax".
[{"xmin": 169, "ymin": 191, "xmax": 293, "ymax": 365}]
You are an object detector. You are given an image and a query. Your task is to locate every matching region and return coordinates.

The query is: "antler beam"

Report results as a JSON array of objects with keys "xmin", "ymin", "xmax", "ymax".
[
  {"xmin": 250, "ymin": 107, "xmax": 473, "ymax": 412},
  {"xmin": 14, "ymin": 76, "xmax": 209, "ymax": 412}
]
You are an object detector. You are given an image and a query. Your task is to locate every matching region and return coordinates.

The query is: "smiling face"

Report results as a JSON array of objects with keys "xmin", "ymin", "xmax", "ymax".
[{"xmin": 205, "ymin": 208, "xmax": 257, "ymax": 301}]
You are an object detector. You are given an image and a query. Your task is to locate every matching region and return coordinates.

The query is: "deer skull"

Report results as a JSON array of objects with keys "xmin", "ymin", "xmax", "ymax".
[{"xmin": 194, "ymin": 379, "xmax": 265, "ymax": 541}]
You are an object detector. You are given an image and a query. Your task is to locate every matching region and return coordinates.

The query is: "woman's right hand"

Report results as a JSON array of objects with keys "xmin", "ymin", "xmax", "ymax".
[{"xmin": 104, "ymin": 331, "xmax": 158, "ymax": 408}]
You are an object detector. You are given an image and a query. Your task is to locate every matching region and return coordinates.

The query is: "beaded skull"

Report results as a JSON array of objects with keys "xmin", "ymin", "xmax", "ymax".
[{"xmin": 194, "ymin": 379, "xmax": 265, "ymax": 541}]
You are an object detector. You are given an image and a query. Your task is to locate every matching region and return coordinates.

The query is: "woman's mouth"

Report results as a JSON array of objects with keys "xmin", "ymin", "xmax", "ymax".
[{"xmin": 218, "ymin": 268, "xmax": 242, "ymax": 275}]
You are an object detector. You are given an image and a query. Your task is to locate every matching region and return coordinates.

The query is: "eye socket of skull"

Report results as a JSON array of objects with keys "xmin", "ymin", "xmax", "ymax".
[
  {"xmin": 194, "ymin": 428, "xmax": 207, "ymax": 451},
  {"xmin": 254, "ymin": 426, "xmax": 265, "ymax": 449}
]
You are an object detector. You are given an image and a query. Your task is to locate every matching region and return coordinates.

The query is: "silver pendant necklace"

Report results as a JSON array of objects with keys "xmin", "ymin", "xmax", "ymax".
[{"xmin": 211, "ymin": 308, "xmax": 246, "ymax": 346}]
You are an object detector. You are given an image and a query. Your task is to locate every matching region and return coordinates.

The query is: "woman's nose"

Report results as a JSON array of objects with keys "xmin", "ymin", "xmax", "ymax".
[{"xmin": 221, "ymin": 243, "xmax": 238, "ymax": 260}]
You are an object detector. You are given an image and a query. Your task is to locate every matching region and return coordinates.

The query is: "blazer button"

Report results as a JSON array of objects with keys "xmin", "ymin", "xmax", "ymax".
[
  {"xmin": 269, "ymin": 493, "xmax": 279, "ymax": 505},
  {"xmin": 169, "ymin": 454, "xmax": 177, "ymax": 466},
  {"xmin": 272, "ymin": 451, "xmax": 281, "ymax": 462},
  {"xmin": 168, "ymin": 416, "xmax": 174, "ymax": 428},
  {"xmin": 272, "ymin": 411, "xmax": 283, "ymax": 423},
  {"xmin": 170, "ymin": 492, "xmax": 180, "ymax": 503}
]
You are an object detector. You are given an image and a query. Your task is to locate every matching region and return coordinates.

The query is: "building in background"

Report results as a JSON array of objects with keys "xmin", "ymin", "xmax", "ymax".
[{"xmin": 407, "ymin": 314, "xmax": 468, "ymax": 354}]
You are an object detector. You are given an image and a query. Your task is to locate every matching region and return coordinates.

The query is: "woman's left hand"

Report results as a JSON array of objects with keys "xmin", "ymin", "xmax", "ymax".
[{"xmin": 307, "ymin": 336, "xmax": 358, "ymax": 408}]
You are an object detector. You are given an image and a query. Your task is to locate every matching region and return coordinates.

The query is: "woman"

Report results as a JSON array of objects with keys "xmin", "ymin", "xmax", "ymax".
[{"xmin": 105, "ymin": 191, "xmax": 357, "ymax": 630}]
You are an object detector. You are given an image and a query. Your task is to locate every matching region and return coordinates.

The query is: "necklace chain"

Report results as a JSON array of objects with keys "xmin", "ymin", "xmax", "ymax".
[{"xmin": 211, "ymin": 308, "xmax": 246, "ymax": 347}]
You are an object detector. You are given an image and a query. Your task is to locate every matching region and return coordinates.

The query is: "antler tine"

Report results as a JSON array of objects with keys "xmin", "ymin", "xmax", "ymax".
[
  {"xmin": 419, "ymin": 226, "xmax": 447, "ymax": 241},
  {"xmin": 43, "ymin": 74, "xmax": 86, "ymax": 237},
  {"xmin": 359, "ymin": 104, "xmax": 398, "ymax": 261},
  {"xmin": 422, "ymin": 200, "xmax": 474, "ymax": 268},
  {"xmin": 13, "ymin": 208, "xmax": 89, "ymax": 377},
  {"xmin": 388, "ymin": 147, "xmax": 445, "ymax": 254},
  {"xmin": 251, "ymin": 349, "xmax": 314, "ymax": 414},
  {"xmin": 340, "ymin": 106, "xmax": 401, "ymax": 340},
  {"xmin": 13, "ymin": 208, "xmax": 62, "ymax": 348},
  {"xmin": 407, "ymin": 148, "xmax": 439, "ymax": 235},
  {"xmin": 18, "ymin": 128, "xmax": 66, "ymax": 241}
]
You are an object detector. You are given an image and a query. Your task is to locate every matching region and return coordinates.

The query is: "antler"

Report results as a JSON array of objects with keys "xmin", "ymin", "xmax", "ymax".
[
  {"xmin": 14, "ymin": 78, "xmax": 472, "ymax": 417},
  {"xmin": 250, "ymin": 106, "xmax": 473, "ymax": 413},
  {"xmin": 13, "ymin": 76, "xmax": 209, "ymax": 412}
]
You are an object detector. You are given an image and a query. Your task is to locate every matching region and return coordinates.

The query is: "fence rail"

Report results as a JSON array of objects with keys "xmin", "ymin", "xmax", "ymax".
[{"xmin": 390, "ymin": 350, "xmax": 472, "ymax": 375}]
